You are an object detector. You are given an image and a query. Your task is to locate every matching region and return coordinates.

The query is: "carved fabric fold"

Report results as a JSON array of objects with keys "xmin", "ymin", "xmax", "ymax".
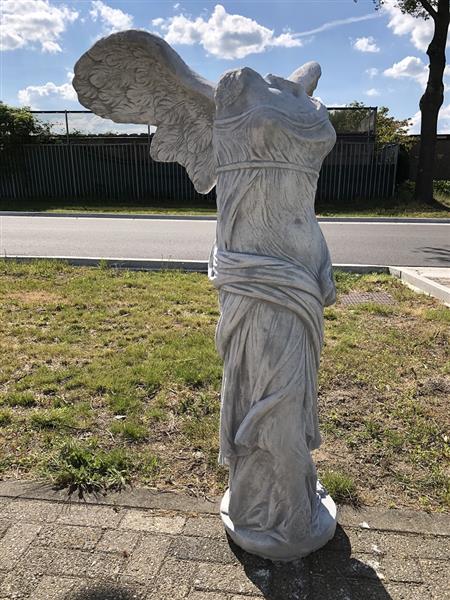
[{"xmin": 208, "ymin": 247, "xmax": 326, "ymax": 465}]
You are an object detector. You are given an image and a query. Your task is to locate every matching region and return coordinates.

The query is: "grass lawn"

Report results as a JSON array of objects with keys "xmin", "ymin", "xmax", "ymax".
[
  {"xmin": 1, "ymin": 195, "xmax": 450, "ymax": 219},
  {"xmin": 0, "ymin": 261, "xmax": 448, "ymax": 510}
]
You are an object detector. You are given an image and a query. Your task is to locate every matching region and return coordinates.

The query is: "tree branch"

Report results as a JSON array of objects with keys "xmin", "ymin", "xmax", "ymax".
[{"xmin": 419, "ymin": 0, "xmax": 438, "ymax": 19}]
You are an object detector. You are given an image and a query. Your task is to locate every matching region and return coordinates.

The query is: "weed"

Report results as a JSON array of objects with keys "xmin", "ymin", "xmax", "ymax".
[
  {"xmin": 1, "ymin": 391, "xmax": 37, "ymax": 407},
  {"xmin": 47, "ymin": 439, "xmax": 131, "ymax": 497},
  {"xmin": 0, "ymin": 409, "xmax": 12, "ymax": 426},
  {"xmin": 108, "ymin": 394, "xmax": 142, "ymax": 415},
  {"xmin": 30, "ymin": 408, "xmax": 75, "ymax": 430},
  {"xmin": 110, "ymin": 420, "xmax": 148, "ymax": 441},
  {"xmin": 321, "ymin": 470, "xmax": 359, "ymax": 506}
]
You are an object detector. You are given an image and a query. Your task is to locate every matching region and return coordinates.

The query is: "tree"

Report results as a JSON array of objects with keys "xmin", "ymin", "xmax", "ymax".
[
  {"xmin": 376, "ymin": 106, "xmax": 412, "ymax": 146},
  {"xmin": 0, "ymin": 102, "xmax": 51, "ymax": 148},
  {"xmin": 329, "ymin": 101, "xmax": 412, "ymax": 146},
  {"xmin": 374, "ymin": 1, "xmax": 449, "ymax": 204}
]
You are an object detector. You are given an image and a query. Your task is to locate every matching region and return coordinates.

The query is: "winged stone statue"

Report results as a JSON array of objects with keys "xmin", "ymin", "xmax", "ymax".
[{"xmin": 74, "ymin": 30, "xmax": 338, "ymax": 562}]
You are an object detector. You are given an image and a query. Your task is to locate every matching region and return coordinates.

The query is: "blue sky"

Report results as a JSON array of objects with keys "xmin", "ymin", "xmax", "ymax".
[{"xmin": 1, "ymin": 0, "xmax": 449, "ymax": 133}]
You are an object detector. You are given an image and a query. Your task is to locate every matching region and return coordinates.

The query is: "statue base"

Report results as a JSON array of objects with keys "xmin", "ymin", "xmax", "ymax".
[{"xmin": 220, "ymin": 481, "xmax": 337, "ymax": 562}]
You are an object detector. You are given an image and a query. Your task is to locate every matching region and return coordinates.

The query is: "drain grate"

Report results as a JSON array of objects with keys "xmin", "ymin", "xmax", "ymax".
[{"xmin": 338, "ymin": 291, "xmax": 394, "ymax": 306}]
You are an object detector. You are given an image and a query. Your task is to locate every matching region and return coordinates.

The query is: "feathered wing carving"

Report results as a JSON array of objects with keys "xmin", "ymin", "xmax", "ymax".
[{"xmin": 73, "ymin": 30, "xmax": 216, "ymax": 194}]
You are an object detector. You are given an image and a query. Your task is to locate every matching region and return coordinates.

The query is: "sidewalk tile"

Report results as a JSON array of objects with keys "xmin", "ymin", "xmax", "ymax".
[
  {"xmin": 383, "ymin": 557, "xmax": 423, "ymax": 583},
  {"xmin": 56, "ymin": 504, "xmax": 124, "ymax": 528},
  {"xmin": 84, "ymin": 552, "xmax": 124, "ymax": 578},
  {"xmin": 1, "ymin": 499, "xmax": 62, "ymax": 523},
  {"xmin": 148, "ymin": 557, "xmax": 197, "ymax": 599},
  {"xmin": 35, "ymin": 523, "xmax": 103, "ymax": 550},
  {"xmin": 384, "ymin": 583, "xmax": 431, "ymax": 600},
  {"xmin": 97, "ymin": 528, "xmax": 140, "ymax": 553},
  {"xmin": 183, "ymin": 516, "xmax": 225, "ymax": 539},
  {"xmin": 171, "ymin": 535, "xmax": 236, "ymax": 564},
  {"xmin": 338, "ymin": 508, "xmax": 450, "ymax": 537},
  {"xmin": 310, "ymin": 575, "xmax": 353, "ymax": 599},
  {"xmin": 120, "ymin": 510, "xmax": 185, "ymax": 534},
  {"xmin": 229, "ymin": 597, "xmax": 264, "ymax": 600},
  {"xmin": 0, "ymin": 572, "xmax": 41, "ymax": 599},
  {"xmin": 346, "ymin": 529, "xmax": 449, "ymax": 561},
  {"xmin": 29, "ymin": 576, "xmax": 77, "ymax": 599},
  {"xmin": 0, "ymin": 522, "xmax": 42, "ymax": 570},
  {"xmin": 188, "ymin": 593, "xmax": 228, "ymax": 600},
  {"xmin": 193, "ymin": 563, "xmax": 262, "ymax": 595},
  {"xmin": 344, "ymin": 553, "xmax": 386, "ymax": 581},
  {"xmin": 419, "ymin": 559, "xmax": 450, "ymax": 599},
  {"xmin": 21, "ymin": 546, "xmax": 123, "ymax": 579},
  {"xmin": 350, "ymin": 579, "xmax": 422, "ymax": 599},
  {"xmin": 19, "ymin": 546, "xmax": 57, "ymax": 574},
  {"xmin": 394, "ymin": 534, "xmax": 450, "ymax": 561},
  {"xmin": 68, "ymin": 579, "xmax": 149, "ymax": 599},
  {"xmin": 123, "ymin": 534, "xmax": 171, "ymax": 582},
  {"xmin": 307, "ymin": 550, "xmax": 385, "ymax": 581},
  {"xmin": 0, "ymin": 518, "xmax": 11, "ymax": 539}
]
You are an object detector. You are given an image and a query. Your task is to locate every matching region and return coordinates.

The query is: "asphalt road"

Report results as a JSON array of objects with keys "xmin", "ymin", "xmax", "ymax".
[{"xmin": 0, "ymin": 214, "xmax": 449, "ymax": 267}]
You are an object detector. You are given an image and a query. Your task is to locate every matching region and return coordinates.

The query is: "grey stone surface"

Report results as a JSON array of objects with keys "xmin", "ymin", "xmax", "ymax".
[
  {"xmin": 149, "ymin": 557, "xmax": 198, "ymax": 599},
  {"xmin": 74, "ymin": 28, "xmax": 337, "ymax": 562},
  {"xmin": 97, "ymin": 528, "xmax": 140, "ymax": 553},
  {"xmin": 123, "ymin": 534, "xmax": 171, "ymax": 582},
  {"xmin": 0, "ymin": 481, "xmax": 448, "ymax": 600},
  {"xmin": 120, "ymin": 509, "xmax": 185, "ymax": 533},
  {"xmin": 0, "ymin": 522, "xmax": 42, "ymax": 570},
  {"xmin": 338, "ymin": 507, "xmax": 450, "ymax": 537},
  {"xmin": 29, "ymin": 576, "xmax": 77, "ymax": 599},
  {"xmin": 193, "ymin": 562, "xmax": 263, "ymax": 595},
  {"xmin": 35, "ymin": 523, "xmax": 103, "ymax": 551},
  {"xmin": 171, "ymin": 535, "xmax": 236, "ymax": 564},
  {"xmin": 418, "ymin": 560, "xmax": 450, "ymax": 599},
  {"xmin": 189, "ymin": 593, "xmax": 229, "ymax": 600},
  {"xmin": 56, "ymin": 503, "xmax": 124, "ymax": 528},
  {"xmin": 68, "ymin": 579, "xmax": 149, "ymax": 600},
  {"xmin": 183, "ymin": 515, "xmax": 225, "ymax": 538},
  {"xmin": 0, "ymin": 571, "xmax": 42, "ymax": 599},
  {"xmin": 1, "ymin": 499, "xmax": 62, "ymax": 523}
]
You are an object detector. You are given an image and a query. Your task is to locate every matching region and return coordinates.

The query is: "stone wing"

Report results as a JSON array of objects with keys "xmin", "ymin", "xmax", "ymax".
[{"xmin": 73, "ymin": 30, "xmax": 216, "ymax": 194}]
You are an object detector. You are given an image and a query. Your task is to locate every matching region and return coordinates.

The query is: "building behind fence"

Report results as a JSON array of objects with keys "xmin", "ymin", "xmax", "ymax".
[{"xmin": 0, "ymin": 108, "xmax": 399, "ymax": 204}]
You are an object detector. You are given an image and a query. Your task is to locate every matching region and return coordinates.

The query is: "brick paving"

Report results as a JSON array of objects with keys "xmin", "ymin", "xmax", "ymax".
[{"xmin": 0, "ymin": 482, "xmax": 448, "ymax": 599}]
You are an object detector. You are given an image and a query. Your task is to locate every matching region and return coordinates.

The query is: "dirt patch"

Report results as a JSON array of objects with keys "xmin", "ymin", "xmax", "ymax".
[{"xmin": 6, "ymin": 291, "xmax": 64, "ymax": 305}]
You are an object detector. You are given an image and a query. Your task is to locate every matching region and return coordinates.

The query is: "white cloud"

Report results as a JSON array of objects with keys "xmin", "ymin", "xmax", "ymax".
[
  {"xmin": 152, "ymin": 4, "xmax": 303, "ymax": 59},
  {"xmin": 18, "ymin": 72, "xmax": 77, "ymax": 107},
  {"xmin": 90, "ymin": 0, "xmax": 133, "ymax": 34},
  {"xmin": 384, "ymin": 56, "xmax": 429, "ymax": 87},
  {"xmin": 366, "ymin": 68, "xmax": 379, "ymax": 78},
  {"xmin": 365, "ymin": 88, "xmax": 380, "ymax": 97},
  {"xmin": 353, "ymin": 36, "xmax": 380, "ymax": 53},
  {"xmin": 0, "ymin": 0, "xmax": 78, "ymax": 52},
  {"xmin": 382, "ymin": 0, "xmax": 448, "ymax": 52},
  {"xmin": 409, "ymin": 104, "xmax": 450, "ymax": 134},
  {"xmin": 151, "ymin": 7, "xmax": 384, "ymax": 59}
]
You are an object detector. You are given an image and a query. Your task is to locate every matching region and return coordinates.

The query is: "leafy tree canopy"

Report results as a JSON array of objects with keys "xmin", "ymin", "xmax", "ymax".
[
  {"xmin": 0, "ymin": 103, "xmax": 51, "ymax": 146},
  {"xmin": 374, "ymin": 0, "xmax": 438, "ymax": 19},
  {"xmin": 329, "ymin": 101, "xmax": 412, "ymax": 146}
]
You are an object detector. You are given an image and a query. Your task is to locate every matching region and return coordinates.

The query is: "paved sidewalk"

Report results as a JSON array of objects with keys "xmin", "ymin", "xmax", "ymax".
[
  {"xmin": 391, "ymin": 267, "xmax": 450, "ymax": 307},
  {"xmin": 0, "ymin": 481, "xmax": 448, "ymax": 600}
]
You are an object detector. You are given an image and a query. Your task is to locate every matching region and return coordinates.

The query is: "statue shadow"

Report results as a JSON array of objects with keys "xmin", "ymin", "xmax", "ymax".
[{"xmin": 227, "ymin": 525, "xmax": 393, "ymax": 600}]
